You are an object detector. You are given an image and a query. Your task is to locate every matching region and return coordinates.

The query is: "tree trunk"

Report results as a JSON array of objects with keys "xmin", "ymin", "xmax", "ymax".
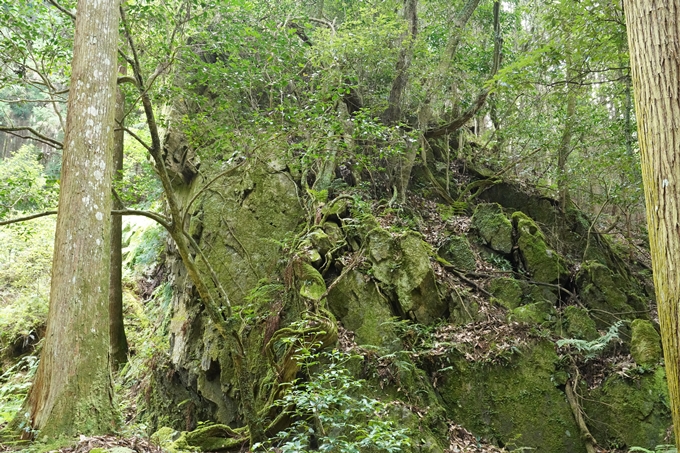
[
  {"xmin": 557, "ymin": 61, "xmax": 577, "ymax": 210},
  {"xmin": 110, "ymin": 63, "xmax": 128, "ymax": 370},
  {"xmin": 19, "ymin": 0, "xmax": 120, "ymax": 439},
  {"xmin": 623, "ymin": 0, "xmax": 680, "ymax": 445}
]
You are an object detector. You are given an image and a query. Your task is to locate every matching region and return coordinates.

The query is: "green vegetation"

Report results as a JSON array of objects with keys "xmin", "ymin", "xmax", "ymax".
[{"xmin": 0, "ymin": 0, "xmax": 673, "ymax": 451}]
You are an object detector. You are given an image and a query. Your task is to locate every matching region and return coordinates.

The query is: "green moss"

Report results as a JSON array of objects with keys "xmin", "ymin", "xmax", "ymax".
[
  {"xmin": 507, "ymin": 301, "xmax": 555, "ymax": 325},
  {"xmin": 178, "ymin": 424, "xmax": 245, "ymax": 451},
  {"xmin": 583, "ymin": 368, "xmax": 671, "ymax": 449},
  {"xmin": 630, "ymin": 319, "xmax": 662, "ymax": 367},
  {"xmin": 472, "ymin": 203, "xmax": 513, "ymax": 254},
  {"xmin": 489, "ymin": 278, "xmax": 523, "ymax": 309},
  {"xmin": 511, "ymin": 212, "xmax": 569, "ymax": 284},
  {"xmin": 440, "ymin": 235, "xmax": 477, "ymax": 272},
  {"xmin": 575, "ymin": 261, "xmax": 638, "ymax": 328},
  {"xmin": 297, "ymin": 262, "xmax": 327, "ymax": 300},
  {"xmin": 438, "ymin": 341, "xmax": 584, "ymax": 452},
  {"xmin": 327, "ymin": 270, "xmax": 400, "ymax": 349},
  {"xmin": 368, "ymin": 229, "xmax": 445, "ymax": 324},
  {"xmin": 151, "ymin": 426, "xmax": 180, "ymax": 448},
  {"xmin": 561, "ymin": 306, "xmax": 598, "ymax": 341}
]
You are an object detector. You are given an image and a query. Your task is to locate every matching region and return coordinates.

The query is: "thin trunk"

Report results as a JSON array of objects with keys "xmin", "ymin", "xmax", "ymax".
[
  {"xmin": 557, "ymin": 61, "xmax": 577, "ymax": 210},
  {"xmin": 19, "ymin": 0, "xmax": 120, "ymax": 439},
  {"xmin": 382, "ymin": 0, "xmax": 418, "ymax": 125},
  {"xmin": 623, "ymin": 0, "xmax": 680, "ymax": 445},
  {"xmin": 110, "ymin": 63, "xmax": 128, "ymax": 370}
]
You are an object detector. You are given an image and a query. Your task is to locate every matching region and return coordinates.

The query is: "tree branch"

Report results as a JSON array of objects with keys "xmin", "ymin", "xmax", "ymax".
[
  {"xmin": 46, "ymin": 0, "xmax": 76, "ymax": 20},
  {"xmin": 122, "ymin": 127, "xmax": 152, "ymax": 152},
  {"xmin": 0, "ymin": 211, "xmax": 57, "ymax": 226},
  {"xmin": 424, "ymin": 1, "xmax": 502, "ymax": 139},
  {"xmin": 0, "ymin": 126, "xmax": 63, "ymax": 149},
  {"xmin": 111, "ymin": 209, "xmax": 171, "ymax": 230}
]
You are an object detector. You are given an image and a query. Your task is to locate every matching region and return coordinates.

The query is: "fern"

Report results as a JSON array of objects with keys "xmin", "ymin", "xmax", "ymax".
[{"xmin": 557, "ymin": 321, "xmax": 623, "ymax": 361}]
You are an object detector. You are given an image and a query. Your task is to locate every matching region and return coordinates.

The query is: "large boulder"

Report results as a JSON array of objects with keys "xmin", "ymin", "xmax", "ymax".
[
  {"xmin": 367, "ymin": 229, "xmax": 445, "ymax": 324},
  {"xmin": 472, "ymin": 203, "xmax": 513, "ymax": 255},
  {"xmin": 327, "ymin": 269, "xmax": 400, "ymax": 350},
  {"xmin": 511, "ymin": 211, "xmax": 569, "ymax": 284}
]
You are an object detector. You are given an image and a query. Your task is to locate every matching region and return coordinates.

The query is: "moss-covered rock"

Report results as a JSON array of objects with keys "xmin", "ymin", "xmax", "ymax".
[
  {"xmin": 438, "ymin": 341, "xmax": 584, "ymax": 452},
  {"xmin": 172, "ymin": 424, "xmax": 246, "ymax": 451},
  {"xmin": 575, "ymin": 261, "xmax": 640, "ymax": 328},
  {"xmin": 367, "ymin": 229, "xmax": 445, "ymax": 324},
  {"xmin": 630, "ymin": 319, "xmax": 662, "ymax": 367},
  {"xmin": 327, "ymin": 270, "xmax": 400, "ymax": 349},
  {"xmin": 512, "ymin": 211, "xmax": 569, "ymax": 284},
  {"xmin": 440, "ymin": 235, "xmax": 477, "ymax": 272},
  {"xmin": 561, "ymin": 306, "xmax": 598, "ymax": 341},
  {"xmin": 583, "ymin": 368, "xmax": 671, "ymax": 449},
  {"xmin": 472, "ymin": 203, "xmax": 513, "ymax": 254},
  {"xmin": 489, "ymin": 277, "xmax": 523, "ymax": 309},
  {"xmin": 507, "ymin": 301, "xmax": 555, "ymax": 325}
]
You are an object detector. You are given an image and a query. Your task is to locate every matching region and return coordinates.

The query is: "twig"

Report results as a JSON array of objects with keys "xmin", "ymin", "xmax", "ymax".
[
  {"xmin": 46, "ymin": 0, "xmax": 75, "ymax": 20},
  {"xmin": 0, "ymin": 126, "xmax": 63, "ymax": 149},
  {"xmin": 0, "ymin": 210, "xmax": 57, "ymax": 226}
]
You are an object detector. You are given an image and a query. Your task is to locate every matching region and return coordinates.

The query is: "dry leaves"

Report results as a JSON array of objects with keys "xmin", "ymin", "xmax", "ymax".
[{"xmin": 48, "ymin": 435, "xmax": 163, "ymax": 453}]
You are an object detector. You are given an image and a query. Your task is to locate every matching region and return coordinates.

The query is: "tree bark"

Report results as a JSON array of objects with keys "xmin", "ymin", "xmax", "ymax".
[
  {"xmin": 623, "ymin": 0, "xmax": 680, "ymax": 445},
  {"xmin": 110, "ymin": 63, "xmax": 128, "ymax": 370},
  {"xmin": 18, "ymin": 0, "xmax": 120, "ymax": 439}
]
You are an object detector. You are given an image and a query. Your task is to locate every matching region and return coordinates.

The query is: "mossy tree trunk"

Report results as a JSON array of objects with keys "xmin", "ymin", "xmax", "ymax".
[
  {"xmin": 624, "ymin": 0, "xmax": 680, "ymax": 444},
  {"xmin": 18, "ymin": 0, "xmax": 120, "ymax": 439}
]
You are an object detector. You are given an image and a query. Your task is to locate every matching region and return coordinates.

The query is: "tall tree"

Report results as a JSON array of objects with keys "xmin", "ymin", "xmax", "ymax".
[
  {"xmin": 623, "ymin": 0, "xmax": 680, "ymax": 445},
  {"xmin": 16, "ymin": 0, "xmax": 120, "ymax": 439}
]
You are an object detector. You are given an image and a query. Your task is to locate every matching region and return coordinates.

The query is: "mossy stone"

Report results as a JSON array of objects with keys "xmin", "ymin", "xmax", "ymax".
[
  {"xmin": 368, "ymin": 229, "xmax": 445, "ymax": 324},
  {"xmin": 440, "ymin": 235, "xmax": 477, "ymax": 272},
  {"xmin": 562, "ymin": 306, "xmax": 598, "ymax": 341},
  {"xmin": 151, "ymin": 426, "xmax": 181, "ymax": 447},
  {"xmin": 489, "ymin": 278, "xmax": 523, "ymax": 309},
  {"xmin": 526, "ymin": 283, "xmax": 558, "ymax": 304},
  {"xmin": 575, "ymin": 261, "xmax": 636, "ymax": 328},
  {"xmin": 472, "ymin": 203, "xmax": 513, "ymax": 254},
  {"xmin": 511, "ymin": 211, "xmax": 569, "ymax": 284},
  {"xmin": 173, "ymin": 424, "xmax": 245, "ymax": 451},
  {"xmin": 327, "ymin": 270, "xmax": 400, "ymax": 350},
  {"xmin": 583, "ymin": 368, "xmax": 671, "ymax": 449},
  {"xmin": 438, "ymin": 341, "xmax": 584, "ymax": 452},
  {"xmin": 630, "ymin": 319, "xmax": 662, "ymax": 367},
  {"xmin": 507, "ymin": 301, "xmax": 555, "ymax": 324}
]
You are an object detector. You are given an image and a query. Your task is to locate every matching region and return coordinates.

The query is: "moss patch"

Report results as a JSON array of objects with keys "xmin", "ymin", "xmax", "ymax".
[
  {"xmin": 367, "ymin": 229, "xmax": 445, "ymax": 324},
  {"xmin": 438, "ymin": 340, "xmax": 584, "ymax": 452},
  {"xmin": 507, "ymin": 301, "xmax": 555, "ymax": 325},
  {"xmin": 489, "ymin": 278, "xmax": 523, "ymax": 309},
  {"xmin": 630, "ymin": 319, "xmax": 662, "ymax": 367},
  {"xmin": 327, "ymin": 270, "xmax": 400, "ymax": 350},
  {"xmin": 561, "ymin": 306, "xmax": 598, "ymax": 341},
  {"xmin": 440, "ymin": 235, "xmax": 477, "ymax": 272},
  {"xmin": 512, "ymin": 211, "xmax": 569, "ymax": 284},
  {"xmin": 575, "ymin": 261, "xmax": 639, "ymax": 328},
  {"xmin": 583, "ymin": 368, "xmax": 671, "ymax": 449},
  {"xmin": 472, "ymin": 203, "xmax": 513, "ymax": 254}
]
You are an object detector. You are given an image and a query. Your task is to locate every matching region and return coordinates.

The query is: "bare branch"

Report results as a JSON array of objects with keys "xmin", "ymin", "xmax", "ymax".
[
  {"xmin": 0, "ymin": 211, "xmax": 57, "ymax": 226},
  {"xmin": 117, "ymin": 75, "xmax": 138, "ymax": 86},
  {"xmin": 46, "ymin": 0, "xmax": 76, "ymax": 20},
  {"xmin": 0, "ymin": 126, "xmax": 63, "ymax": 149},
  {"xmin": 122, "ymin": 127, "xmax": 152, "ymax": 152},
  {"xmin": 111, "ymin": 209, "xmax": 171, "ymax": 230}
]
